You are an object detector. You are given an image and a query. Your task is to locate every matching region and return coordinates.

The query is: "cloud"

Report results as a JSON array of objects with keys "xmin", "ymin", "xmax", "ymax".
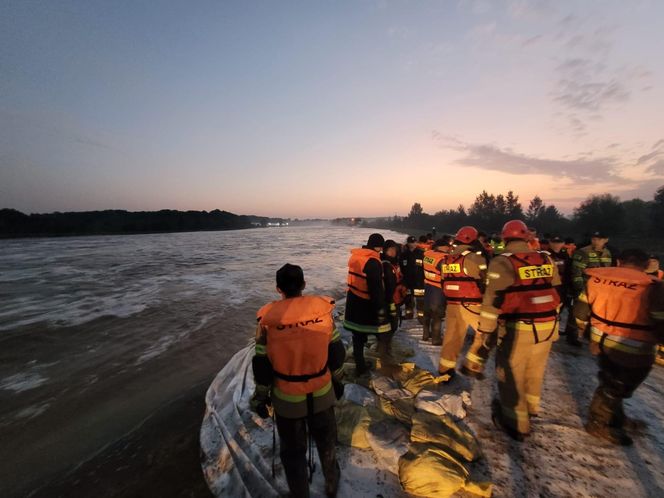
[{"xmin": 432, "ymin": 132, "xmax": 624, "ymax": 184}]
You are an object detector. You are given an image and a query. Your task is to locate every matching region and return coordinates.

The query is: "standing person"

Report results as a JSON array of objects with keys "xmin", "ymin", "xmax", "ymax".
[
  {"xmin": 477, "ymin": 231, "xmax": 494, "ymax": 259},
  {"xmin": 646, "ymin": 255, "xmax": 664, "ymax": 279},
  {"xmin": 568, "ymin": 231, "xmax": 613, "ymax": 346},
  {"xmin": 251, "ymin": 264, "xmax": 346, "ymax": 498},
  {"xmin": 343, "ymin": 233, "xmax": 391, "ymax": 374},
  {"xmin": 400, "ymin": 235, "xmax": 426, "ymax": 322},
  {"xmin": 422, "ymin": 238, "xmax": 451, "ymax": 345},
  {"xmin": 548, "ymin": 235, "xmax": 573, "ymax": 328},
  {"xmin": 461, "ymin": 220, "xmax": 561, "ymax": 441},
  {"xmin": 381, "ymin": 239, "xmax": 403, "ymax": 335},
  {"xmin": 440, "ymin": 226, "xmax": 488, "ymax": 377},
  {"xmin": 527, "ymin": 227, "xmax": 541, "ymax": 251},
  {"xmin": 574, "ymin": 249, "xmax": 664, "ymax": 445}
]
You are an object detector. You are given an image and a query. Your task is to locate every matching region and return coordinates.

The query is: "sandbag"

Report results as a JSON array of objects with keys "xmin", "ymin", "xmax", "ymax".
[
  {"xmin": 393, "ymin": 363, "xmax": 451, "ymax": 395},
  {"xmin": 370, "ymin": 376, "xmax": 413, "ymax": 401},
  {"xmin": 415, "ymin": 390, "xmax": 471, "ymax": 420},
  {"xmin": 399, "ymin": 443, "xmax": 492, "ymax": 498},
  {"xmin": 335, "ymin": 400, "xmax": 372, "ymax": 449},
  {"xmin": 378, "ymin": 396, "xmax": 416, "ymax": 426},
  {"xmin": 366, "ymin": 419, "xmax": 410, "ymax": 475},
  {"xmin": 343, "ymin": 383, "xmax": 378, "ymax": 408},
  {"xmin": 410, "ymin": 411, "xmax": 481, "ymax": 462}
]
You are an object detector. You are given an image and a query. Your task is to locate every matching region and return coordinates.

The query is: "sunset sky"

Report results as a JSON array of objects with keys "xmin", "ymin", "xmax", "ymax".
[{"xmin": 2, "ymin": 1, "xmax": 664, "ymax": 218}]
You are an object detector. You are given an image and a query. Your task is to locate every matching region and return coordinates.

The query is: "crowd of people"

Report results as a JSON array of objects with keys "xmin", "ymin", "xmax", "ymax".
[{"xmin": 249, "ymin": 221, "xmax": 664, "ymax": 498}]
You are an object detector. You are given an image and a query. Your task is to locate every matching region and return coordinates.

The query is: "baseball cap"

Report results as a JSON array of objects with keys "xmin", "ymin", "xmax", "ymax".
[
  {"xmin": 591, "ymin": 230, "xmax": 609, "ymax": 238},
  {"xmin": 406, "ymin": 236, "xmax": 416, "ymax": 243}
]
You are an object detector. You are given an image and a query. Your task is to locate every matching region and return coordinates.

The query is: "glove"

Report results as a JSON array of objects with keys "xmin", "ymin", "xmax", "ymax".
[
  {"xmin": 460, "ymin": 330, "xmax": 496, "ymax": 380},
  {"xmin": 250, "ymin": 384, "xmax": 271, "ymax": 418}
]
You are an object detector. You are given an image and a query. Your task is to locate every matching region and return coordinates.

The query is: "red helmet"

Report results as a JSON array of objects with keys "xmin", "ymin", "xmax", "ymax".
[
  {"xmin": 454, "ymin": 226, "xmax": 478, "ymax": 244},
  {"xmin": 501, "ymin": 220, "xmax": 529, "ymax": 240}
]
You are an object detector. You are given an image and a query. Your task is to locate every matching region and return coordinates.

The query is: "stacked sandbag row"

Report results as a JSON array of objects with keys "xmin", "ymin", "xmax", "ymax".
[{"xmin": 336, "ymin": 362, "xmax": 492, "ymax": 497}]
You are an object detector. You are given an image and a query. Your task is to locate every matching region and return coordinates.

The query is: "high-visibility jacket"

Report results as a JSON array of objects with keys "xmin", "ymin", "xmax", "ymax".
[
  {"xmin": 417, "ymin": 242, "xmax": 432, "ymax": 251},
  {"xmin": 347, "ymin": 248, "xmax": 382, "ymax": 300},
  {"xmin": 442, "ymin": 250, "xmax": 483, "ymax": 304},
  {"xmin": 258, "ymin": 296, "xmax": 335, "ymax": 396},
  {"xmin": 499, "ymin": 251, "xmax": 560, "ymax": 322},
  {"xmin": 423, "ymin": 250, "xmax": 446, "ymax": 288},
  {"xmin": 584, "ymin": 267, "xmax": 658, "ymax": 344}
]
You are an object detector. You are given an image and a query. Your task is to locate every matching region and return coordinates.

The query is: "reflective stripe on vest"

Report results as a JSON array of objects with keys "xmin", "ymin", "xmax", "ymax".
[
  {"xmin": 499, "ymin": 251, "xmax": 559, "ymax": 322},
  {"xmin": 442, "ymin": 250, "xmax": 483, "ymax": 303},
  {"xmin": 347, "ymin": 248, "xmax": 382, "ymax": 300},
  {"xmin": 585, "ymin": 267, "xmax": 657, "ymax": 343},
  {"xmin": 423, "ymin": 250, "xmax": 446, "ymax": 288},
  {"xmin": 258, "ymin": 295, "xmax": 335, "ymax": 396}
]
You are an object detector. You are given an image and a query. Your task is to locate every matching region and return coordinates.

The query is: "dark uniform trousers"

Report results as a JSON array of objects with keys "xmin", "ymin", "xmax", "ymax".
[
  {"xmin": 589, "ymin": 341, "xmax": 654, "ymax": 429},
  {"xmin": 276, "ymin": 406, "xmax": 339, "ymax": 498}
]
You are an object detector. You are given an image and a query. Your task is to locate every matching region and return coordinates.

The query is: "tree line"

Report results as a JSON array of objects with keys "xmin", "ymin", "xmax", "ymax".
[
  {"xmin": 373, "ymin": 186, "xmax": 664, "ymax": 241},
  {"xmin": 0, "ymin": 208, "xmax": 284, "ymax": 238}
]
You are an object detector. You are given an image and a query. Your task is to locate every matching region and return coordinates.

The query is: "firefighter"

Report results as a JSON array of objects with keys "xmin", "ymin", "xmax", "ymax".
[
  {"xmin": 646, "ymin": 255, "xmax": 664, "ymax": 279},
  {"xmin": 439, "ymin": 226, "xmax": 487, "ymax": 378},
  {"xmin": 527, "ymin": 227, "xmax": 541, "ymax": 251},
  {"xmin": 548, "ymin": 236, "xmax": 573, "ymax": 330},
  {"xmin": 343, "ymin": 233, "xmax": 391, "ymax": 374},
  {"xmin": 400, "ymin": 235, "xmax": 426, "ymax": 322},
  {"xmin": 568, "ymin": 231, "xmax": 613, "ymax": 345},
  {"xmin": 422, "ymin": 237, "xmax": 452, "ymax": 345},
  {"xmin": 251, "ymin": 264, "xmax": 346, "ymax": 497},
  {"xmin": 381, "ymin": 239, "xmax": 404, "ymax": 335},
  {"xmin": 574, "ymin": 249, "xmax": 664, "ymax": 445},
  {"xmin": 461, "ymin": 220, "xmax": 561, "ymax": 441}
]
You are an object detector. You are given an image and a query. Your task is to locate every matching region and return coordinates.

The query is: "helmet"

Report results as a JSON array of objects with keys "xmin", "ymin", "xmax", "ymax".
[
  {"xmin": 455, "ymin": 226, "xmax": 478, "ymax": 244},
  {"xmin": 501, "ymin": 220, "xmax": 529, "ymax": 240}
]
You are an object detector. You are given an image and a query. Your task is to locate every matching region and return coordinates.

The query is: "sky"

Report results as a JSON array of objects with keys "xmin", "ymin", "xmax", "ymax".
[{"xmin": 1, "ymin": 0, "xmax": 664, "ymax": 218}]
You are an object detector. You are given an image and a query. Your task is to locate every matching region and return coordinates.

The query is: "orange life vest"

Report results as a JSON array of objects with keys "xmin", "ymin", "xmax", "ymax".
[
  {"xmin": 499, "ymin": 251, "xmax": 560, "ymax": 322},
  {"xmin": 442, "ymin": 250, "xmax": 483, "ymax": 303},
  {"xmin": 417, "ymin": 242, "xmax": 432, "ymax": 251},
  {"xmin": 258, "ymin": 296, "xmax": 334, "ymax": 396},
  {"xmin": 585, "ymin": 267, "xmax": 657, "ymax": 343},
  {"xmin": 423, "ymin": 250, "xmax": 446, "ymax": 288},
  {"xmin": 388, "ymin": 261, "xmax": 407, "ymax": 305},
  {"xmin": 347, "ymin": 248, "xmax": 382, "ymax": 300}
]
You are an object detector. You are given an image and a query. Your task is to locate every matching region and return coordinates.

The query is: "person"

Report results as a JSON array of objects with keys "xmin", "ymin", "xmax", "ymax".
[
  {"xmin": 548, "ymin": 235, "xmax": 573, "ymax": 329},
  {"xmin": 490, "ymin": 234, "xmax": 505, "ymax": 255},
  {"xmin": 568, "ymin": 231, "xmax": 613, "ymax": 345},
  {"xmin": 439, "ymin": 226, "xmax": 487, "ymax": 378},
  {"xmin": 646, "ymin": 254, "xmax": 664, "ymax": 279},
  {"xmin": 573, "ymin": 249, "xmax": 664, "ymax": 446},
  {"xmin": 400, "ymin": 235, "xmax": 426, "ymax": 322},
  {"xmin": 251, "ymin": 264, "xmax": 346, "ymax": 497},
  {"xmin": 343, "ymin": 233, "xmax": 391, "ymax": 374},
  {"xmin": 422, "ymin": 237, "xmax": 451, "ymax": 345},
  {"xmin": 381, "ymin": 239, "xmax": 404, "ymax": 335},
  {"xmin": 564, "ymin": 237, "xmax": 577, "ymax": 255},
  {"xmin": 527, "ymin": 227, "xmax": 541, "ymax": 251},
  {"xmin": 461, "ymin": 220, "xmax": 561, "ymax": 441},
  {"xmin": 417, "ymin": 235, "xmax": 432, "ymax": 252},
  {"xmin": 477, "ymin": 230, "xmax": 494, "ymax": 259}
]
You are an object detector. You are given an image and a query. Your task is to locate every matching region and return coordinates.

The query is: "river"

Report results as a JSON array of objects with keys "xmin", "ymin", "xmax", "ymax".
[{"xmin": 0, "ymin": 225, "xmax": 405, "ymax": 497}]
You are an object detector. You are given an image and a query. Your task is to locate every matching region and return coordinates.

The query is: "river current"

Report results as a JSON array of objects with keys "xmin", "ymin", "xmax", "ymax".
[{"xmin": 0, "ymin": 225, "xmax": 404, "ymax": 496}]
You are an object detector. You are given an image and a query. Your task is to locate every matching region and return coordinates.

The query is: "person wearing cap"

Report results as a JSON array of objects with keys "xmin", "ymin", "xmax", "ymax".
[
  {"xmin": 400, "ymin": 235, "xmax": 426, "ymax": 322},
  {"xmin": 461, "ymin": 220, "xmax": 562, "ymax": 441},
  {"xmin": 477, "ymin": 231, "xmax": 494, "ymax": 259},
  {"xmin": 343, "ymin": 233, "xmax": 391, "ymax": 374},
  {"xmin": 251, "ymin": 264, "xmax": 346, "ymax": 497},
  {"xmin": 439, "ymin": 226, "xmax": 488, "ymax": 378},
  {"xmin": 568, "ymin": 231, "xmax": 612, "ymax": 346},
  {"xmin": 574, "ymin": 249, "xmax": 664, "ymax": 446},
  {"xmin": 422, "ymin": 237, "xmax": 452, "ymax": 345}
]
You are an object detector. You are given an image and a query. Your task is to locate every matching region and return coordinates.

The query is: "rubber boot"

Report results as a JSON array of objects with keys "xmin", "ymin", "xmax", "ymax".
[
  {"xmin": 352, "ymin": 333, "xmax": 369, "ymax": 375},
  {"xmin": 585, "ymin": 389, "xmax": 632, "ymax": 446}
]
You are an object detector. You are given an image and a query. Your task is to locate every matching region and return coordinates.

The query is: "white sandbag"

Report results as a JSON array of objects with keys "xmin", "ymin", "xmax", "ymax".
[
  {"xmin": 366, "ymin": 419, "xmax": 410, "ymax": 475},
  {"xmin": 371, "ymin": 375, "xmax": 414, "ymax": 401},
  {"xmin": 415, "ymin": 390, "xmax": 471, "ymax": 420},
  {"xmin": 343, "ymin": 383, "xmax": 378, "ymax": 408}
]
